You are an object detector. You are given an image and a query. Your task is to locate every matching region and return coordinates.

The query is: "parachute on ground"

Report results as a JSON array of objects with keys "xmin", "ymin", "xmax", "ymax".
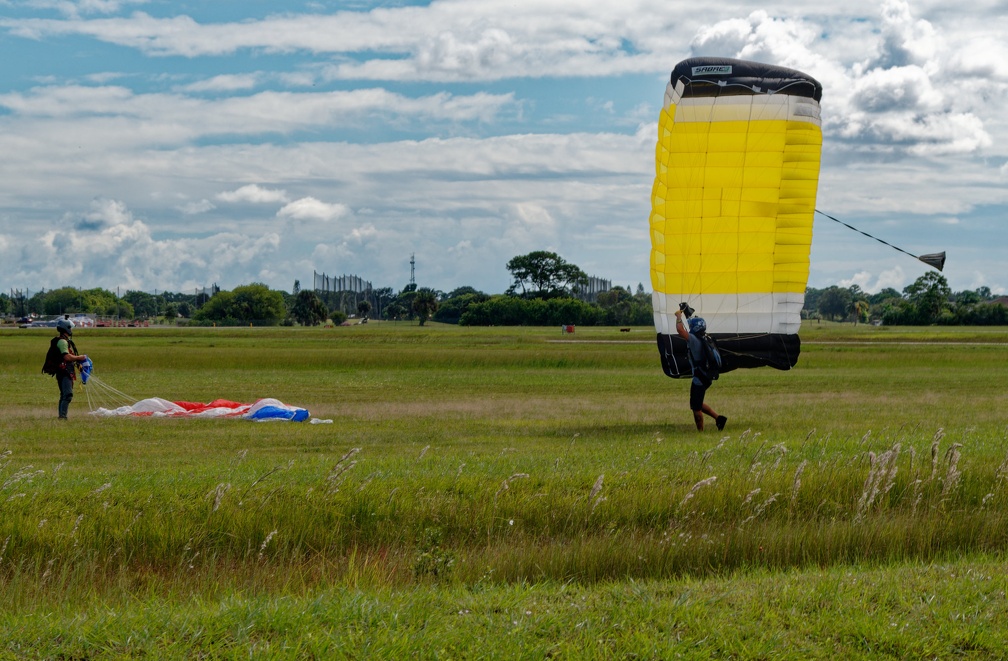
[
  {"xmin": 649, "ymin": 57, "xmax": 823, "ymax": 378},
  {"xmin": 91, "ymin": 397, "xmax": 311, "ymax": 421},
  {"xmin": 80, "ymin": 357, "xmax": 313, "ymax": 421}
]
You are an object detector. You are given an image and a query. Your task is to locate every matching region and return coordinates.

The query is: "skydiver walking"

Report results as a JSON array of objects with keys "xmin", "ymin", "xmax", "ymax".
[
  {"xmin": 42, "ymin": 317, "xmax": 89, "ymax": 419},
  {"xmin": 674, "ymin": 307, "xmax": 727, "ymax": 432}
]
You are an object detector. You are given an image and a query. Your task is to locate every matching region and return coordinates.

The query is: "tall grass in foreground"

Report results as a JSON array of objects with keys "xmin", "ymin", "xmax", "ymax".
[{"xmin": 3, "ymin": 420, "xmax": 1008, "ymax": 605}]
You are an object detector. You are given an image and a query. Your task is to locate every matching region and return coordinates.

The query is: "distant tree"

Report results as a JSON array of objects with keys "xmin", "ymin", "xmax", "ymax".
[
  {"xmin": 817, "ymin": 286, "xmax": 853, "ymax": 321},
  {"xmin": 869, "ymin": 287, "xmax": 902, "ymax": 305},
  {"xmin": 384, "ymin": 301, "xmax": 407, "ymax": 321},
  {"xmin": 371, "ymin": 287, "xmax": 395, "ymax": 320},
  {"xmin": 506, "ymin": 251, "xmax": 588, "ymax": 298},
  {"xmin": 903, "ymin": 272, "xmax": 952, "ymax": 322},
  {"xmin": 458, "ymin": 295, "xmax": 602, "ymax": 326},
  {"xmin": 194, "ymin": 290, "xmax": 236, "ymax": 323},
  {"xmin": 123, "ymin": 290, "xmax": 164, "ymax": 319},
  {"xmin": 194, "ymin": 283, "xmax": 286, "ymax": 325},
  {"xmin": 412, "ymin": 288, "xmax": 438, "ymax": 326},
  {"xmin": 357, "ymin": 299, "xmax": 372, "ymax": 319},
  {"xmin": 433, "ymin": 287, "xmax": 488, "ymax": 324},
  {"xmin": 41, "ymin": 287, "xmax": 84, "ymax": 316},
  {"xmin": 853, "ymin": 300, "xmax": 869, "ymax": 325},
  {"xmin": 953, "ymin": 289, "xmax": 981, "ymax": 306},
  {"xmin": 291, "ymin": 289, "xmax": 329, "ymax": 326},
  {"xmin": 447, "ymin": 286, "xmax": 481, "ymax": 299}
]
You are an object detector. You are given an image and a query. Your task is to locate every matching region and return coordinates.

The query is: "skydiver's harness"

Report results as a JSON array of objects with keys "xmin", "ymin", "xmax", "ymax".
[{"xmin": 42, "ymin": 336, "xmax": 79, "ymax": 380}]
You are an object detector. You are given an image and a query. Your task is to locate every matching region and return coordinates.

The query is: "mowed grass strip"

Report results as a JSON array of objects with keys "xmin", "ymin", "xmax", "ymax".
[{"xmin": 1, "ymin": 322, "xmax": 1008, "ymax": 656}]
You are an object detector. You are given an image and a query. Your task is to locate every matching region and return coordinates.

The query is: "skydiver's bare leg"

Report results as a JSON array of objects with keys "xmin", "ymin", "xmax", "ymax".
[{"xmin": 694, "ymin": 404, "xmax": 720, "ymax": 431}]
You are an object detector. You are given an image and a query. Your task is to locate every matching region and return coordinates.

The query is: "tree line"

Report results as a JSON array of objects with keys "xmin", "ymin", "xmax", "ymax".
[
  {"xmin": 805, "ymin": 272, "xmax": 1006, "ymax": 326},
  {"xmin": 4, "ymin": 253, "xmax": 1004, "ymax": 328}
]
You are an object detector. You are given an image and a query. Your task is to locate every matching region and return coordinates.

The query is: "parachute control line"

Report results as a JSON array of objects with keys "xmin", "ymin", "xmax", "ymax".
[{"xmin": 814, "ymin": 209, "xmax": 946, "ymax": 272}]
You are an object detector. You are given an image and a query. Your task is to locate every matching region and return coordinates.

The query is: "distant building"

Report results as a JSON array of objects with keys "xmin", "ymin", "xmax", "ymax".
[{"xmin": 573, "ymin": 276, "xmax": 611, "ymax": 303}]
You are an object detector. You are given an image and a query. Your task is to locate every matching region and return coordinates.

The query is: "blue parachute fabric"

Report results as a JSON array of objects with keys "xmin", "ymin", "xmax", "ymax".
[
  {"xmin": 80, "ymin": 356, "xmax": 93, "ymax": 384},
  {"xmin": 247, "ymin": 405, "xmax": 311, "ymax": 422}
]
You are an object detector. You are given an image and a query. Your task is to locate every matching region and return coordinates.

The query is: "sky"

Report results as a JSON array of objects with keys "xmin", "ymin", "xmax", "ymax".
[{"xmin": 1, "ymin": 0, "xmax": 1006, "ymax": 298}]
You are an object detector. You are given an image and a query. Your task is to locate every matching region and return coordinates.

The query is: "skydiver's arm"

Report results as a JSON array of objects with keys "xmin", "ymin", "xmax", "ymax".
[
  {"xmin": 61, "ymin": 348, "xmax": 88, "ymax": 363},
  {"xmin": 674, "ymin": 310, "xmax": 690, "ymax": 340}
]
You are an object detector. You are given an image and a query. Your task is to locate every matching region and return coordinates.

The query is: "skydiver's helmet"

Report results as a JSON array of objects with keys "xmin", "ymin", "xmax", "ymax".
[
  {"xmin": 687, "ymin": 317, "xmax": 706, "ymax": 336},
  {"xmin": 56, "ymin": 318, "xmax": 74, "ymax": 336}
]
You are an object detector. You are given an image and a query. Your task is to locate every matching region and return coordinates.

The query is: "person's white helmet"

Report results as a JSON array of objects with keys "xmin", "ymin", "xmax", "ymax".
[{"xmin": 56, "ymin": 318, "xmax": 74, "ymax": 335}]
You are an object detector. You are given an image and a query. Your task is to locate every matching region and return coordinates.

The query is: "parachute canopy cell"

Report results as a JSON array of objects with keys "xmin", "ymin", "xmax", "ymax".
[{"xmin": 650, "ymin": 57, "xmax": 824, "ymax": 378}]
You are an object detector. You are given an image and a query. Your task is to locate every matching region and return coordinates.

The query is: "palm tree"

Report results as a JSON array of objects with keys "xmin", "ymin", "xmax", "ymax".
[
  {"xmin": 853, "ymin": 299, "xmax": 869, "ymax": 325},
  {"xmin": 412, "ymin": 288, "xmax": 438, "ymax": 326}
]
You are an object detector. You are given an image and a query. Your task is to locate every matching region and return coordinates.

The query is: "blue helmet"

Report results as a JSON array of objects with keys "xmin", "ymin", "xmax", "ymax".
[
  {"xmin": 687, "ymin": 317, "xmax": 706, "ymax": 335},
  {"xmin": 56, "ymin": 318, "xmax": 74, "ymax": 336}
]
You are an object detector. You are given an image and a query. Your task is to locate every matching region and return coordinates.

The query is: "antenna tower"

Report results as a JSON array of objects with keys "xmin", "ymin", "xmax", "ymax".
[{"xmin": 410, "ymin": 253, "xmax": 416, "ymax": 285}]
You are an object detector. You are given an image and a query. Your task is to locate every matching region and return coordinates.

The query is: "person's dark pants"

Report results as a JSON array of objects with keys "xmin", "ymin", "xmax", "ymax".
[
  {"xmin": 689, "ymin": 381, "xmax": 709, "ymax": 412},
  {"xmin": 57, "ymin": 373, "xmax": 74, "ymax": 419}
]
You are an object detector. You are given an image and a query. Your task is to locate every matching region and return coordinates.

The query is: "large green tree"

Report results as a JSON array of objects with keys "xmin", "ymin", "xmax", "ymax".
[
  {"xmin": 817, "ymin": 286, "xmax": 853, "ymax": 321},
  {"xmin": 193, "ymin": 283, "xmax": 287, "ymax": 325},
  {"xmin": 903, "ymin": 272, "xmax": 952, "ymax": 321},
  {"xmin": 506, "ymin": 251, "xmax": 588, "ymax": 298},
  {"xmin": 123, "ymin": 290, "xmax": 165, "ymax": 319},
  {"xmin": 290, "ymin": 289, "xmax": 329, "ymax": 326}
]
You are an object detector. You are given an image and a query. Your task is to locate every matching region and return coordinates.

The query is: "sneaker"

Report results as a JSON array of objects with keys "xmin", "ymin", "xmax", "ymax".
[{"xmin": 716, "ymin": 415, "xmax": 727, "ymax": 431}]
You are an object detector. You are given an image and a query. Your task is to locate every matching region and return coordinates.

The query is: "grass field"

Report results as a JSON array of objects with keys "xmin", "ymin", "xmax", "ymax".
[{"xmin": 1, "ymin": 321, "xmax": 1007, "ymax": 658}]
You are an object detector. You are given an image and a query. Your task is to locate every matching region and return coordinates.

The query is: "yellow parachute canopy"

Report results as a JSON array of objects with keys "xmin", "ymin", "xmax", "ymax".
[{"xmin": 650, "ymin": 57, "xmax": 823, "ymax": 377}]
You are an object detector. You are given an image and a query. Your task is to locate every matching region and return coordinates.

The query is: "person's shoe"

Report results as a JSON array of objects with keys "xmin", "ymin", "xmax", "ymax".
[{"xmin": 716, "ymin": 415, "xmax": 727, "ymax": 431}]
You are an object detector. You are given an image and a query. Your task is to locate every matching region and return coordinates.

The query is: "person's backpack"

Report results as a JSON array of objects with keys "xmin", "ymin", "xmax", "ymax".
[
  {"xmin": 692, "ymin": 334, "xmax": 722, "ymax": 386},
  {"xmin": 42, "ymin": 336, "xmax": 76, "ymax": 377},
  {"xmin": 42, "ymin": 337, "xmax": 63, "ymax": 376},
  {"xmin": 703, "ymin": 335, "xmax": 722, "ymax": 379}
]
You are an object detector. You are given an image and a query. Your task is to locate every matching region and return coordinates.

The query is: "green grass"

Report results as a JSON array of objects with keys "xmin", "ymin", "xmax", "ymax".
[{"xmin": 2, "ymin": 322, "xmax": 1008, "ymax": 658}]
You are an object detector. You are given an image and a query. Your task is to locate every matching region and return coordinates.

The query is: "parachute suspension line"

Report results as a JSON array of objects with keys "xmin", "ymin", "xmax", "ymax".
[
  {"xmin": 814, "ymin": 209, "xmax": 946, "ymax": 271},
  {"xmin": 81, "ymin": 374, "xmax": 137, "ymax": 413}
]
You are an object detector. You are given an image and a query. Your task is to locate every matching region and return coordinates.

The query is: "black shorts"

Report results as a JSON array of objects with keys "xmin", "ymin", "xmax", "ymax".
[{"xmin": 689, "ymin": 381, "xmax": 708, "ymax": 411}]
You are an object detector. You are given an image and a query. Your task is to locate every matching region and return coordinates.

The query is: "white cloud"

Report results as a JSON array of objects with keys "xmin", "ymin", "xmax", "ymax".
[
  {"xmin": 851, "ymin": 66, "xmax": 942, "ymax": 113},
  {"xmin": 277, "ymin": 197, "xmax": 350, "ymax": 222},
  {"xmin": 872, "ymin": 0, "xmax": 942, "ymax": 70},
  {"xmin": 179, "ymin": 73, "xmax": 261, "ymax": 94},
  {"xmin": 177, "ymin": 199, "xmax": 215, "ymax": 215},
  {"xmin": 217, "ymin": 185, "xmax": 289, "ymax": 205},
  {"xmin": 839, "ymin": 266, "xmax": 907, "ymax": 294}
]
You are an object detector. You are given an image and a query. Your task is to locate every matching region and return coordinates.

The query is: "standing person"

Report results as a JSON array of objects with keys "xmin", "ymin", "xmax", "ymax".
[
  {"xmin": 674, "ymin": 307, "xmax": 727, "ymax": 432},
  {"xmin": 42, "ymin": 318, "xmax": 88, "ymax": 419}
]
